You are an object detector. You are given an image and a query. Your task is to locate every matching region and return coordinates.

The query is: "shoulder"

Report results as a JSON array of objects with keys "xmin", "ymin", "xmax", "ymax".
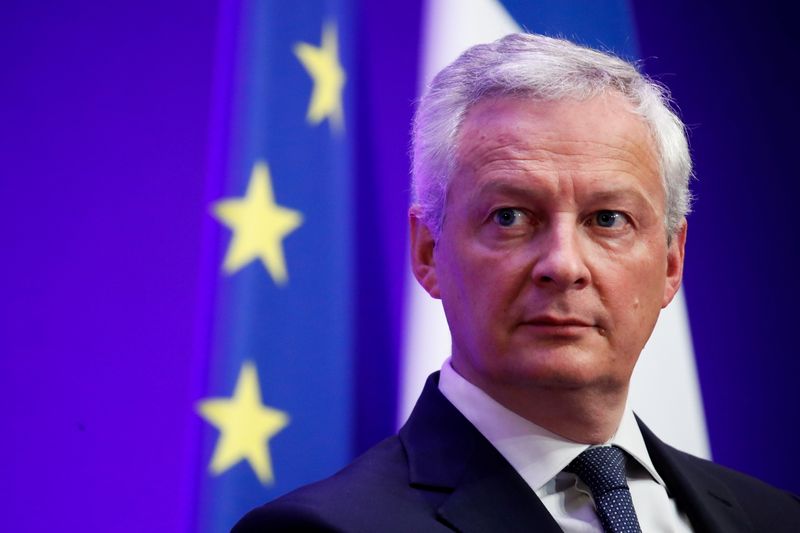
[
  {"xmin": 232, "ymin": 435, "xmax": 442, "ymax": 533},
  {"xmin": 637, "ymin": 417, "xmax": 800, "ymax": 530},
  {"xmin": 672, "ymin": 445, "xmax": 799, "ymax": 505},
  {"xmin": 662, "ymin": 442, "xmax": 800, "ymax": 529}
]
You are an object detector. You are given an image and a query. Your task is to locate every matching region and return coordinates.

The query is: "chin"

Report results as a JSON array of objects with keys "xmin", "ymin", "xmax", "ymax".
[{"xmin": 497, "ymin": 347, "xmax": 618, "ymax": 390}]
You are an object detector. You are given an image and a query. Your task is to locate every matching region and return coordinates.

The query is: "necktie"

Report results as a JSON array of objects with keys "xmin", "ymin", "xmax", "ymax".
[{"xmin": 565, "ymin": 446, "xmax": 642, "ymax": 533}]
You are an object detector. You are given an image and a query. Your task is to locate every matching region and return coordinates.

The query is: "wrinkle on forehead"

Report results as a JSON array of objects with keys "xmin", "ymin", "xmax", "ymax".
[
  {"xmin": 461, "ymin": 142, "xmax": 658, "ymax": 185},
  {"xmin": 450, "ymin": 94, "xmax": 663, "ymax": 212},
  {"xmin": 456, "ymin": 93, "xmax": 660, "ymax": 178}
]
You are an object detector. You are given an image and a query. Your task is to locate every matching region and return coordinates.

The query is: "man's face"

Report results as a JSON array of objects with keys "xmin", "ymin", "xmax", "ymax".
[{"xmin": 411, "ymin": 93, "xmax": 686, "ymax": 399}]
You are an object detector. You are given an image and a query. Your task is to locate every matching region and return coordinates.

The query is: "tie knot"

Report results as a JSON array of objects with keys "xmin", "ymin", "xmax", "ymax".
[
  {"xmin": 566, "ymin": 446, "xmax": 628, "ymax": 497},
  {"xmin": 565, "ymin": 446, "xmax": 642, "ymax": 533}
]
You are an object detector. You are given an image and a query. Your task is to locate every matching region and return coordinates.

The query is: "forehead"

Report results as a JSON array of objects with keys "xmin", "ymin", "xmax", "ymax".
[{"xmin": 451, "ymin": 93, "xmax": 662, "ymax": 205}]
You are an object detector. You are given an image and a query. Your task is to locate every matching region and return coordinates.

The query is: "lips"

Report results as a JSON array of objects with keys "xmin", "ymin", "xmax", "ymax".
[
  {"xmin": 519, "ymin": 315, "xmax": 597, "ymax": 336},
  {"xmin": 524, "ymin": 315, "xmax": 594, "ymax": 327}
]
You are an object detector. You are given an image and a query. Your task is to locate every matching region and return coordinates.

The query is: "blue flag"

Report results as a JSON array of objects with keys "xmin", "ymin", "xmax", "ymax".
[{"xmin": 191, "ymin": 1, "xmax": 355, "ymax": 530}]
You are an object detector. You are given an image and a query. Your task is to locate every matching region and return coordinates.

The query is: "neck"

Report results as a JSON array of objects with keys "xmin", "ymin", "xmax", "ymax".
[{"xmin": 453, "ymin": 364, "xmax": 628, "ymax": 444}]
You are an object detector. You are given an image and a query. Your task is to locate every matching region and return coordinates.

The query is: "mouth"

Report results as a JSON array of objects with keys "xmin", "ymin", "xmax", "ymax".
[{"xmin": 520, "ymin": 316, "xmax": 596, "ymax": 336}]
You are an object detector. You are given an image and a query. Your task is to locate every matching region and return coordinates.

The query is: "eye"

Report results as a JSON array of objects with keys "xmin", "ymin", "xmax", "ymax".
[
  {"xmin": 492, "ymin": 208, "xmax": 525, "ymax": 227},
  {"xmin": 592, "ymin": 210, "xmax": 628, "ymax": 228}
]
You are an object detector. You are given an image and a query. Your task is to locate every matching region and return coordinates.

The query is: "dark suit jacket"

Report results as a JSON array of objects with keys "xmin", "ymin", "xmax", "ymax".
[{"xmin": 233, "ymin": 373, "xmax": 800, "ymax": 532}]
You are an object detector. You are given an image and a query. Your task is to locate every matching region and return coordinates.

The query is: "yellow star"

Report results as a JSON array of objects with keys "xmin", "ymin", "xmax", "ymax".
[
  {"xmin": 197, "ymin": 361, "xmax": 290, "ymax": 485},
  {"xmin": 212, "ymin": 161, "xmax": 303, "ymax": 285},
  {"xmin": 294, "ymin": 21, "xmax": 346, "ymax": 130}
]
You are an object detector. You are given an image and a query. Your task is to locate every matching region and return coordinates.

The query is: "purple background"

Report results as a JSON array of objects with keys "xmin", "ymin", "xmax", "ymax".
[
  {"xmin": 1, "ymin": 2, "xmax": 216, "ymax": 531},
  {"xmin": 1, "ymin": 1, "xmax": 797, "ymax": 531},
  {"xmin": 633, "ymin": 0, "xmax": 800, "ymax": 495}
]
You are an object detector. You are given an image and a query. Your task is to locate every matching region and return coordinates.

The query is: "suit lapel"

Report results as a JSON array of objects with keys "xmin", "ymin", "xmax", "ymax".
[
  {"xmin": 400, "ymin": 377, "xmax": 760, "ymax": 532},
  {"xmin": 638, "ymin": 417, "xmax": 755, "ymax": 533},
  {"xmin": 400, "ymin": 373, "xmax": 561, "ymax": 533},
  {"xmin": 435, "ymin": 442, "xmax": 563, "ymax": 533}
]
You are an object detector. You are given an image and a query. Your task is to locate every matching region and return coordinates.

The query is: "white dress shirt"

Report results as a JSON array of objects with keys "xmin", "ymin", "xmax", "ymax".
[{"xmin": 438, "ymin": 358, "xmax": 694, "ymax": 532}]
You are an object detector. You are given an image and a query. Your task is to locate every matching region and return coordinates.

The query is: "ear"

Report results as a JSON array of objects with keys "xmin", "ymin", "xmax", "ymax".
[
  {"xmin": 409, "ymin": 208, "xmax": 441, "ymax": 299},
  {"xmin": 662, "ymin": 220, "xmax": 687, "ymax": 308}
]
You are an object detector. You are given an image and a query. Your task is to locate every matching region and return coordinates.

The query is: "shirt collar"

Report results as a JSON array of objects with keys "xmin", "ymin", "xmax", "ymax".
[
  {"xmin": 438, "ymin": 358, "xmax": 666, "ymax": 491},
  {"xmin": 612, "ymin": 407, "xmax": 667, "ymax": 487}
]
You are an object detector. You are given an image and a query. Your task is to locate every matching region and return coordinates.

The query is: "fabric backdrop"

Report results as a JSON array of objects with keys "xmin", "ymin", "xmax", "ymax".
[{"xmin": 1, "ymin": 1, "xmax": 798, "ymax": 531}]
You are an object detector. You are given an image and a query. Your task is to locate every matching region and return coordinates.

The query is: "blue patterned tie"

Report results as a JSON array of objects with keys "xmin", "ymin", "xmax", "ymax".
[{"xmin": 565, "ymin": 446, "xmax": 642, "ymax": 533}]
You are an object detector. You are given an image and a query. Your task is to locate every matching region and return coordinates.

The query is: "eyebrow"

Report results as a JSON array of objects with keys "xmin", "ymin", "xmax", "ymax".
[
  {"xmin": 469, "ymin": 179, "xmax": 659, "ymax": 214},
  {"xmin": 469, "ymin": 180, "xmax": 544, "ymax": 204},
  {"xmin": 588, "ymin": 188, "xmax": 657, "ymax": 209}
]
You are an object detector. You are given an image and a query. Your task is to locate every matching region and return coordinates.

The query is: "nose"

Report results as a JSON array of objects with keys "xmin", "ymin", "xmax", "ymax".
[{"xmin": 530, "ymin": 219, "xmax": 591, "ymax": 291}]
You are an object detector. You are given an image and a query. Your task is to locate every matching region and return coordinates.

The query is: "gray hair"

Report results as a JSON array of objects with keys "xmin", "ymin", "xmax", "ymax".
[{"xmin": 411, "ymin": 33, "xmax": 692, "ymax": 239}]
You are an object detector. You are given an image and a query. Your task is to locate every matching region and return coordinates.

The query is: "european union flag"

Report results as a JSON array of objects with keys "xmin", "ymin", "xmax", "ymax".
[{"xmin": 191, "ymin": 1, "xmax": 355, "ymax": 530}]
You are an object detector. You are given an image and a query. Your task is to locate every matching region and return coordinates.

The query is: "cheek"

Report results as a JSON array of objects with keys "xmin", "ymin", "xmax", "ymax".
[
  {"xmin": 435, "ymin": 248, "xmax": 485, "ymax": 331},
  {"xmin": 594, "ymin": 239, "xmax": 663, "ymax": 299},
  {"xmin": 438, "ymin": 250, "xmax": 528, "ymax": 339},
  {"xmin": 601, "ymin": 237, "xmax": 668, "ymax": 292},
  {"xmin": 604, "ymin": 256, "xmax": 667, "ymax": 345}
]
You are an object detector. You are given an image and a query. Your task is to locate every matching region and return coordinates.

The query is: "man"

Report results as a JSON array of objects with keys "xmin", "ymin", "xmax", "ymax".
[{"xmin": 234, "ymin": 33, "xmax": 800, "ymax": 532}]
